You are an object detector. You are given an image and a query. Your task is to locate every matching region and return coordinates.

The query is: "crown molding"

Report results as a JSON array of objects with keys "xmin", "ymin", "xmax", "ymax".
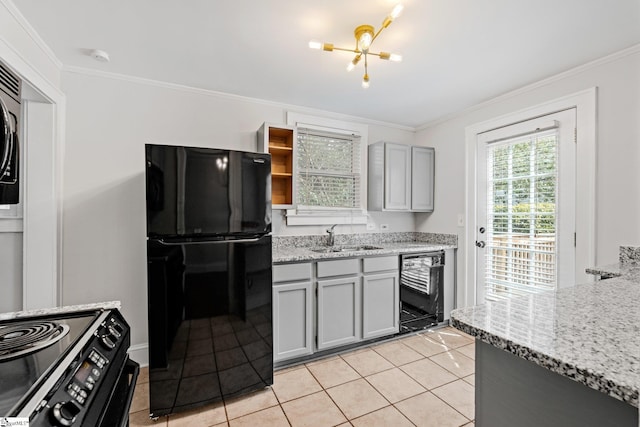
[
  {"xmin": 416, "ymin": 43, "xmax": 640, "ymax": 132},
  {"xmin": 1, "ymin": 0, "xmax": 63, "ymax": 70},
  {"xmin": 62, "ymin": 65, "xmax": 415, "ymax": 133}
]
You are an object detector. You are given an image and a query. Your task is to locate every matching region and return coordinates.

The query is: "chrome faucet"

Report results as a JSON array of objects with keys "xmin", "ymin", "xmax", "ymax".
[{"xmin": 327, "ymin": 224, "xmax": 338, "ymax": 246}]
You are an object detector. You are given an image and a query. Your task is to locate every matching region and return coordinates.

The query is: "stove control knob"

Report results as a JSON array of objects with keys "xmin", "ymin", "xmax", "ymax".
[
  {"xmin": 108, "ymin": 325, "xmax": 121, "ymax": 339},
  {"xmin": 100, "ymin": 334, "xmax": 116, "ymax": 350},
  {"xmin": 51, "ymin": 401, "xmax": 80, "ymax": 426}
]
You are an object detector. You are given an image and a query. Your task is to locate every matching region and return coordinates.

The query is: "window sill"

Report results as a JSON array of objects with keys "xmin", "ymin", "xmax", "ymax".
[{"xmin": 285, "ymin": 209, "xmax": 367, "ymax": 226}]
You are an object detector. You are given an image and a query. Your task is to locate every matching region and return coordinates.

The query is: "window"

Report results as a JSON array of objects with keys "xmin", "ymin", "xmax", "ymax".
[
  {"xmin": 484, "ymin": 128, "xmax": 559, "ymax": 299},
  {"xmin": 296, "ymin": 128, "xmax": 361, "ymax": 209},
  {"xmin": 285, "ymin": 113, "xmax": 368, "ymax": 225}
]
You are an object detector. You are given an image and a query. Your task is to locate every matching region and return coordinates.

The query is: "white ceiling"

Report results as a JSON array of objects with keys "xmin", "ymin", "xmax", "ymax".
[{"xmin": 13, "ymin": 0, "xmax": 640, "ymax": 128}]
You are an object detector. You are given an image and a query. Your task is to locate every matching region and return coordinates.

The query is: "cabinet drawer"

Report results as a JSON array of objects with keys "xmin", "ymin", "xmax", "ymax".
[
  {"xmin": 273, "ymin": 263, "xmax": 312, "ymax": 283},
  {"xmin": 317, "ymin": 258, "xmax": 359, "ymax": 278},
  {"xmin": 363, "ymin": 256, "xmax": 398, "ymax": 273}
]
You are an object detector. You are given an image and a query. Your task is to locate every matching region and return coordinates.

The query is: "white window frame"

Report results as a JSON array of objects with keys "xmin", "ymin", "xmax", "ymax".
[
  {"xmin": 463, "ymin": 88, "xmax": 596, "ymax": 308},
  {"xmin": 286, "ymin": 112, "xmax": 369, "ymax": 226}
]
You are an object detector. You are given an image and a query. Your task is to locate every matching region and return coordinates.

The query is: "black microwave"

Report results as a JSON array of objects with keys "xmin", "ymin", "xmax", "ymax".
[{"xmin": 0, "ymin": 61, "xmax": 20, "ymax": 205}]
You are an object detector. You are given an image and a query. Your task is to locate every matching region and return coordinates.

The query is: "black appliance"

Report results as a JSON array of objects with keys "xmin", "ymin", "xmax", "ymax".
[
  {"xmin": 399, "ymin": 251, "xmax": 445, "ymax": 334},
  {"xmin": 0, "ymin": 61, "xmax": 20, "ymax": 205},
  {"xmin": 145, "ymin": 144, "xmax": 273, "ymax": 418},
  {"xmin": 0, "ymin": 308, "xmax": 139, "ymax": 426}
]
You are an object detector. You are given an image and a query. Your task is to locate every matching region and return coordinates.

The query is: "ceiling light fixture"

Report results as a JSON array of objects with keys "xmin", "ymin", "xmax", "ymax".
[{"xmin": 309, "ymin": 4, "xmax": 404, "ymax": 89}]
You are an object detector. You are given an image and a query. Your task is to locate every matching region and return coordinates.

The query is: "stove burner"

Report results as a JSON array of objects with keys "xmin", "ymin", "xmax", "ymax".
[{"xmin": 0, "ymin": 321, "xmax": 70, "ymax": 361}]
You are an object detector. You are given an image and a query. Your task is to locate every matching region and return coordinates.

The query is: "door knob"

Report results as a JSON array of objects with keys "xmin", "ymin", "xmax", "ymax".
[{"xmin": 475, "ymin": 240, "xmax": 486, "ymax": 248}]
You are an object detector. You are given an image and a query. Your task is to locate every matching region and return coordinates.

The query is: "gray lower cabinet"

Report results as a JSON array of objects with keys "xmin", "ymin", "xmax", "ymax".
[
  {"xmin": 362, "ymin": 271, "xmax": 399, "ymax": 339},
  {"xmin": 316, "ymin": 275, "xmax": 361, "ymax": 350},
  {"xmin": 362, "ymin": 255, "xmax": 399, "ymax": 339},
  {"xmin": 272, "ymin": 263, "xmax": 313, "ymax": 362},
  {"xmin": 273, "ymin": 255, "xmax": 399, "ymax": 362}
]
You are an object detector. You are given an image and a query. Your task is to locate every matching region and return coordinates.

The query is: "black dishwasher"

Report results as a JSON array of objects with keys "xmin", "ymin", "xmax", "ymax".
[{"xmin": 399, "ymin": 251, "xmax": 444, "ymax": 334}]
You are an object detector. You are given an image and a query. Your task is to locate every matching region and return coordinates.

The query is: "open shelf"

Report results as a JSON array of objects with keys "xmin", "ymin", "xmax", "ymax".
[{"xmin": 259, "ymin": 124, "xmax": 296, "ymax": 207}]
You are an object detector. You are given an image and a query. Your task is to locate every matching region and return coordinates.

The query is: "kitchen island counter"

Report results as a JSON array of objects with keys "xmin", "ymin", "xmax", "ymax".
[
  {"xmin": 586, "ymin": 262, "xmax": 640, "ymax": 281},
  {"xmin": 451, "ymin": 278, "xmax": 639, "ymax": 426}
]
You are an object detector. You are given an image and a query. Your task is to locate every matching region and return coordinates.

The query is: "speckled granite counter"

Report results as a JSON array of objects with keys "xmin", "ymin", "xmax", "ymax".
[
  {"xmin": 451, "ymin": 279, "xmax": 640, "ymax": 408},
  {"xmin": 586, "ymin": 263, "xmax": 640, "ymax": 281},
  {"xmin": 272, "ymin": 232, "xmax": 457, "ymax": 263},
  {"xmin": 0, "ymin": 301, "xmax": 121, "ymax": 321},
  {"xmin": 586, "ymin": 245, "xmax": 640, "ymax": 281}
]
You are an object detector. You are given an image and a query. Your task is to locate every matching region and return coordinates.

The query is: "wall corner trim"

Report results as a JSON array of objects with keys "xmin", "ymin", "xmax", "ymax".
[{"xmin": 0, "ymin": 0, "xmax": 64, "ymax": 70}]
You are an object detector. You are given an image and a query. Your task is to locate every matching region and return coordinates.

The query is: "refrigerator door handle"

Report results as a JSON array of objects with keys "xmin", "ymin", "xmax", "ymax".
[{"xmin": 154, "ymin": 237, "xmax": 265, "ymax": 246}]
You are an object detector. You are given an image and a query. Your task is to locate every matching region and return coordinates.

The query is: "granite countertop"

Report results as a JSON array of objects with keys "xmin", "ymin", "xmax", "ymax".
[
  {"xmin": 0, "ymin": 301, "xmax": 121, "ymax": 321},
  {"xmin": 586, "ymin": 245, "xmax": 640, "ymax": 280},
  {"xmin": 586, "ymin": 263, "xmax": 640, "ymax": 281},
  {"xmin": 451, "ymin": 279, "xmax": 640, "ymax": 407},
  {"xmin": 273, "ymin": 241, "xmax": 456, "ymax": 263}
]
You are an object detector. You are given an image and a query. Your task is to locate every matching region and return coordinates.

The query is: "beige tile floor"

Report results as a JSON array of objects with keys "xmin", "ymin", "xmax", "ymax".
[{"xmin": 129, "ymin": 327, "xmax": 476, "ymax": 427}]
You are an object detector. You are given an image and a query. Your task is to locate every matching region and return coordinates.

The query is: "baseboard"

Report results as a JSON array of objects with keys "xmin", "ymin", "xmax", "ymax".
[{"xmin": 128, "ymin": 342, "xmax": 149, "ymax": 367}]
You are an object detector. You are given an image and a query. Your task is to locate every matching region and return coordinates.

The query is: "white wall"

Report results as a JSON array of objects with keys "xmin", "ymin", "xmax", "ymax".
[
  {"xmin": 0, "ymin": 0, "xmax": 64, "ymax": 312},
  {"xmin": 60, "ymin": 70, "xmax": 415, "ymax": 356},
  {"xmin": 415, "ymin": 47, "xmax": 640, "ymax": 307}
]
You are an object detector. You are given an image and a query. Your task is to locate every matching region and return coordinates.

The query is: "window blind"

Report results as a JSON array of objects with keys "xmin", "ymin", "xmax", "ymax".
[
  {"xmin": 485, "ymin": 128, "xmax": 558, "ymax": 300},
  {"xmin": 296, "ymin": 128, "xmax": 361, "ymax": 209}
]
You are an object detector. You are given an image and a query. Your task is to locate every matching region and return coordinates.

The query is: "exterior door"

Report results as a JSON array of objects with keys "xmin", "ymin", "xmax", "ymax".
[{"xmin": 476, "ymin": 110, "xmax": 576, "ymax": 301}]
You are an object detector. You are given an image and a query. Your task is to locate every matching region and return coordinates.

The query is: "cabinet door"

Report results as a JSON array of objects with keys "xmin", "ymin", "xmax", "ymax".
[
  {"xmin": 384, "ymin": 143, "xmax": 411, "ymax": 210},
  {"xmin": 273, "ymin": 281, "xmax": 313, "ymax": 361},
  {"xmin": 362, "ymin": 272, "xmax": 399, "ymax": 339},
  {"xmin": 317, "ymin": 276, "xmax": 361, "ymax": 350},
  {"xmin": 411, "ymin": 146, "xmax": 434, "ymax": 212}
]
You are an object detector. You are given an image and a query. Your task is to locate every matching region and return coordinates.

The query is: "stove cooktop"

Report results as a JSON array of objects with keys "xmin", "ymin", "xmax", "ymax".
[{"xmin": 0, "ymin": 311, "xmax": 100, "ymax": 416}]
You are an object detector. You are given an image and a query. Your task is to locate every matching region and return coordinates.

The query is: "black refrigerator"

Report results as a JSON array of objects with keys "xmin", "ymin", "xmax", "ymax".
[{"xmin": 144, "ymin": 144, "xmax": 273, "ymax": 418}]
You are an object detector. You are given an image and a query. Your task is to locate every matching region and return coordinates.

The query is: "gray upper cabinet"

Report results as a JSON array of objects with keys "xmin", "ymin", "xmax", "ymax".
[
  {"xmin": 411, "ymin": 146, "xmax": 435, "ymax": 212},
  {"xmin": 368, "ymin": 141, "xmax": 434, "ymax": 212},
  {"xmin": 384, "ymin": 143, "xmax": 411, "ymax": 210}
]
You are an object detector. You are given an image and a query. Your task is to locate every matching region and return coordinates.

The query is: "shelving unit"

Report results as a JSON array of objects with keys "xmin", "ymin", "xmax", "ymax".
[{"xmin": 257, "ymin": 123, "xmax": 296, "ymax": 208}]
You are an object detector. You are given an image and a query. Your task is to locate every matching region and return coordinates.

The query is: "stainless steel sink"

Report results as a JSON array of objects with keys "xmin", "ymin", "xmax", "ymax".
[{"xmin": 310, "ymin": 245, "xmax": 383, "ymax": 253}]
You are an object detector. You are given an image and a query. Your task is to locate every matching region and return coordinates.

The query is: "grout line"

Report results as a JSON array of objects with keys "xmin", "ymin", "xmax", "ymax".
[
  {"xmin": 429, "ymin": 389, "xmax": 473, "ymax": 424},
  {"xmin": 144, "ymin": 330, "xmax": 475, "ymax": 426}
]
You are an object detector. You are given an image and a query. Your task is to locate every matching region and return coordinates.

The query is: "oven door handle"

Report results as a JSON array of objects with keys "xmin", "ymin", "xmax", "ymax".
[{"xmin": 118, "ymin": 358, "xmax": 141, "ymax": 427}]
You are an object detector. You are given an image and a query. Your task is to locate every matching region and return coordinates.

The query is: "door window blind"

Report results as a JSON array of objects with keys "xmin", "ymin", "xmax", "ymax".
[
  {"xmin": 296, "ymin": 128, "xmax": 361, "ymax": 209},
  {"xmin": 485, "ymin": 128, "xmax": 558, "ymax": 300}
]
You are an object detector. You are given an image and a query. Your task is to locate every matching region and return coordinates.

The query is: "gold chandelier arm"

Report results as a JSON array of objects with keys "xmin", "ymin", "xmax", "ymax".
[
  {"xmin": 332, "ymin": 46, "xmax": 361, "ymax": 54},
  {"xmin": 370, "ymin": 26, "xmax": 386, "ymax": 45}
]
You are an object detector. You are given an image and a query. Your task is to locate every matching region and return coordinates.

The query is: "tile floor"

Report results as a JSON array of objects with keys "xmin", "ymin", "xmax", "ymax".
[{"xmin": 129, "ymin": 327, "xmax": 476, "ymax": 427}]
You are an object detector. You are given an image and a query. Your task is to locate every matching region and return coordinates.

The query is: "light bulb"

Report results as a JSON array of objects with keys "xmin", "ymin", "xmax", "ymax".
[
  {"xmin": 390, "ymin": 4, "xmax": 404, "ymax": 19},
  {"xmin": 389, "ymin": 54, "xmax": 402, "ymax": 62},
  {"xmin": 358, "ymin": 32, "xmax": 372, "ymax": 51},
  {"xmin": 308, "ymin": 40, "xmax": 322, "ymax": 50},
  {"xmin": 362, "ymin": 73, "xmax": 370, "ymax": 89},
  {"xmin": 347, "ymin": 55, "xmax": 361, "ymax": 71}
]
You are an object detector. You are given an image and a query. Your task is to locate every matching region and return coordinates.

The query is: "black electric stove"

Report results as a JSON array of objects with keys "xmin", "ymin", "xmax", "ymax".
[{"xmin": 0, "ymin": 308, "xmax": 139, "ymax": 427}]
